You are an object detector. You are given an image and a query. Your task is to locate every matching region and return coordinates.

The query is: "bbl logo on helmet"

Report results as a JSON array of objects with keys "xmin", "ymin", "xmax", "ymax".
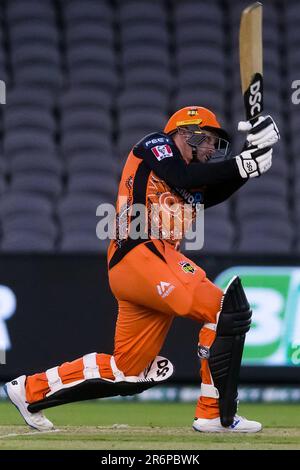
[
  {"xmin": 179, "ymin": 261, "xmax": 196, "ymax": 274},
  {"xmin": 188, "ymin": 109, "xmax": 198, "ymax": 116}
]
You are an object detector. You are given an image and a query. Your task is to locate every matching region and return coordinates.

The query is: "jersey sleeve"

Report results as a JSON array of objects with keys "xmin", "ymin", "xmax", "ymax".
[
  {"xmin": 133, "ymin": 133, "xmax": 243, "ymax": 189},
  {"xmin": 203, "ymin": 179, "xmax": 247, "ymax": 209}
]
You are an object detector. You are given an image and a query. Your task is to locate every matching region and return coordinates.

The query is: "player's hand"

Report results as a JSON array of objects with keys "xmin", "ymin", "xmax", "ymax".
[
  {"xmin": 238, "ymin": 115, "xmax": 280, "ymax": 148},
  {"xmin": 235, "ymin": 146, "xmax": 272, "ymax": 179}
]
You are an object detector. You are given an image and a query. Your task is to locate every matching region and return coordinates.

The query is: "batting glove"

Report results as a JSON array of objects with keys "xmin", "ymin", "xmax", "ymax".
[
  {"xmin": 235, "ymin": 146, "xmax": 272, "ymax": 179},
  {"xmin": 238, "ymin": 115, "xmax": 280, "ymax": 148}
]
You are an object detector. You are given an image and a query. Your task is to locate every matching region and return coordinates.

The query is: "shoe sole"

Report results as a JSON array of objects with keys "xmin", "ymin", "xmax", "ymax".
[
  {"xmin": 193, "ymin": 424, "xmax": 262, "ymax": 433},
  {"xmin": 4, "ymin": 383, "xmax": 52, "ymax": 432}
]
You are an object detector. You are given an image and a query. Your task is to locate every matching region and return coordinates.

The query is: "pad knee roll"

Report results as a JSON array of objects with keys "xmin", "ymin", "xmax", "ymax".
[{"xmin": 217, "ymin": 276, "xmax": 252, "ymax": 336}]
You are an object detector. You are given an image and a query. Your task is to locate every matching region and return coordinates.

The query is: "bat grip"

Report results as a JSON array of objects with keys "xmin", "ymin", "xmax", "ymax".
[{"xmin": 248, "ymin": 114, "xmax": 261, "ymax": 125}]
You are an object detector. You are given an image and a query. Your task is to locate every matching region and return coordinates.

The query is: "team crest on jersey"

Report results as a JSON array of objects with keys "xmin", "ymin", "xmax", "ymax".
[
  {"xmin": 179, "ymin": 261, "xmax": 196, "ymax": 274},
  {"xmin": 151, "ymin": 144, "xmax": 173, "ymax": 161}
]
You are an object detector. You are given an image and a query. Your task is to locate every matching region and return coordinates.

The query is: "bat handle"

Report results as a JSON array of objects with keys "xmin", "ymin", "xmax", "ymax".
[
  {"xmin": 248, "ymin": 114, "xmax": 261, "ymax": 125},
  {"xmin": 242, "ymin": 113, "xmax": 262, "ymax": 151}
]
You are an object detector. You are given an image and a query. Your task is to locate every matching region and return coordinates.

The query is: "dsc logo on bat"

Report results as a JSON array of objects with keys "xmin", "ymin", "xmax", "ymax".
[{"xmin": 249, "ymin": 79, "xmax": 262, "ymax": 117}]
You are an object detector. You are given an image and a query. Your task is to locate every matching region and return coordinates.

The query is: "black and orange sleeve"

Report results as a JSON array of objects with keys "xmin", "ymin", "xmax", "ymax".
[{"xmin": 133, "ymin": 133, "xmax": 244, "ymax": 189}]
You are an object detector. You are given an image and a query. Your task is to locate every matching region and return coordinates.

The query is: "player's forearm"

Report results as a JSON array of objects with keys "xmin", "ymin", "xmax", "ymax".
[
  {"xmin": 204, "ymin": 178, "xmax": 247, "ymax": 209},
  {"xmin": 161, "ymin": 158, "xmax": 243, "ymax": 189}
]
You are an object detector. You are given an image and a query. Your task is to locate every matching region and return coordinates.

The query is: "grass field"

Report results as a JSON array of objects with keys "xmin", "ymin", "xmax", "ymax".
[{"xmin": 0, "ymin": 401, "xmax": 299, "ymax": 450}]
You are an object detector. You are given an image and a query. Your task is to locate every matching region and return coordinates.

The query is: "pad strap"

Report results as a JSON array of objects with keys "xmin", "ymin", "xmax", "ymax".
[
  {"xmin": 110, "ymin": 356, "xmax": 125, "ymax": 382},
  {"xmin": 200, "ymin": 383, "xmax": 219, "ymax": 399},
  {"xmin": 83, "ymin": 353, "xmax": 101, "ymax": 380},
  {"xmin": 46, "ymin": 366, "xmax": 63, "ymax": 395}
]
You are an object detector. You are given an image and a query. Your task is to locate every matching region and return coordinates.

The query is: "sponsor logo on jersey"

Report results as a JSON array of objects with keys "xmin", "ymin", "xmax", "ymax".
[
  {"xmin": 151, "ymin": 144, "xmax": 173, "ymax": 161},
  {"xmin": 179, "ymin": 261, "xmax": 196, "ymax": 274},
  {"xmin": 157, "ymin": 281, "xmax": 175, "ymax": 298},
  {"xmin": 174, "ymin": 187, "xmax": 203, "ymax": 209},
  {"xmin": 144, "ymin": 136, "xmax": 171, "ymax": 148}
]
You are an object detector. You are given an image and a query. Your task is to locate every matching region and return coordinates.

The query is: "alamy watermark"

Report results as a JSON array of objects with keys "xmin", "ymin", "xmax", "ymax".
[
  {"xmin": 0, "ymin": 349, "xmax": 5, "ymax": 365},
  {"xmin": 0, "ymin": 80, "xmax": 5, "ymax": 104},
  {"xmin": 291, "ymin": 80, "xmax": 300, "ymax": 104},
  {"xmin": 96, "ymin": 198, "xmax": 205, "ymax": 251}
]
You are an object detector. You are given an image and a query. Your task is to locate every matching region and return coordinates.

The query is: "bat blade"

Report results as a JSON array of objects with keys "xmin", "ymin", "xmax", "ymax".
[{"xmin": 239, "ymin": 2, "xmax": 263, "ymax": 121}]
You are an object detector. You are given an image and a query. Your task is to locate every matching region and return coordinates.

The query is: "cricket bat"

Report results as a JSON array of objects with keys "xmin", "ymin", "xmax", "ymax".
[{"xmin": 239, "ymin": 2, "xmax": 263, "ymax": 121}]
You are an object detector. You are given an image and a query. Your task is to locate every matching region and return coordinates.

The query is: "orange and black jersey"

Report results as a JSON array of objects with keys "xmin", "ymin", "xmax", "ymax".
[{"xmin": 107, "ymin": 132, "xmax": 245, "ymax": 268}]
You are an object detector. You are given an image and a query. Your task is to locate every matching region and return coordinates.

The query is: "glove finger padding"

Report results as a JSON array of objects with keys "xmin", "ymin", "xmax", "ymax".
[
  {"xmin": 248, "ymin": 125, "xmax": 274, "ymax": 141},
  {"xmin": 238, "ymin": 115, "xmax": 265, "ymax": 133},
  {"xmin": 251, "ymin": 147, "xmax": 273, "ymax": 177},
  {"xmin": 235, "ymin": 146, "xmax": 272, "ymax": 179},
  {"xmin": 255, "ymin": 148, "xmax": 272, "ymax": 162},
  {"xmin": 238, "ymin": 120, "xmax": 252, "ymax": 132},
  {"xmin": 248, "ymin": 116, "xmax": 274, "ymax": 135},
  {"xmin": 260, "ymin": 155, "xmax": 272, "ymax": 173},
  {"xmin": 247, "ymin": 127, "xmax": 279, "ymax": 148},
  {"xmin": 239, "ymin": 115, "xmax": 280, "ymax": 149}
]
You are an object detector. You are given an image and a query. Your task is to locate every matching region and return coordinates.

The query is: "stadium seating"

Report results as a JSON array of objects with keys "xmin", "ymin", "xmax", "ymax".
[{"xmin": 0, "ymin": 0, "xmax": 295, "ymax": 253}]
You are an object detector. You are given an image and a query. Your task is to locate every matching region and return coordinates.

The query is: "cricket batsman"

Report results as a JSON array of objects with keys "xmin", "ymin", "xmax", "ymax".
[{"xmin": 5, "ymin": 106, "xmax": 279, "ymax": 433}]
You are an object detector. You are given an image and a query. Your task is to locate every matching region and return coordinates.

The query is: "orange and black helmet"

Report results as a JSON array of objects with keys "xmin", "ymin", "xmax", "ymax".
[
  {"xmin": 164, "ymin": 106, "xmax": 228, "ymax": 139},
  {"xmin": 164, "ymin": 106, "xmax": 231, "ymax": 159}
]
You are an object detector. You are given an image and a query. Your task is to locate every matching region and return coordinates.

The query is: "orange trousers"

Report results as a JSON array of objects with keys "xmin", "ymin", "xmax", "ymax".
[{"xmin": 26, "ymin": 240, "xmax": 223, "ymax": 419}]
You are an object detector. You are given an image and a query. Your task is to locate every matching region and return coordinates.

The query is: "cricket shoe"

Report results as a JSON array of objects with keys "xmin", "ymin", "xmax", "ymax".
[
  {"xmin": 193, "ymin": 415, "xmax": 262, "ymax": 433},
  {"xmin": 4, "ymin": 375, "xmax": 54, "ymax": 431}
]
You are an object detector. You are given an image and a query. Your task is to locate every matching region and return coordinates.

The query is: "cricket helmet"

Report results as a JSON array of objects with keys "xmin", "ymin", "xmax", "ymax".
[{"xmin": 164, "ymin": 106, "xmax": 231, "ymax": 160}]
